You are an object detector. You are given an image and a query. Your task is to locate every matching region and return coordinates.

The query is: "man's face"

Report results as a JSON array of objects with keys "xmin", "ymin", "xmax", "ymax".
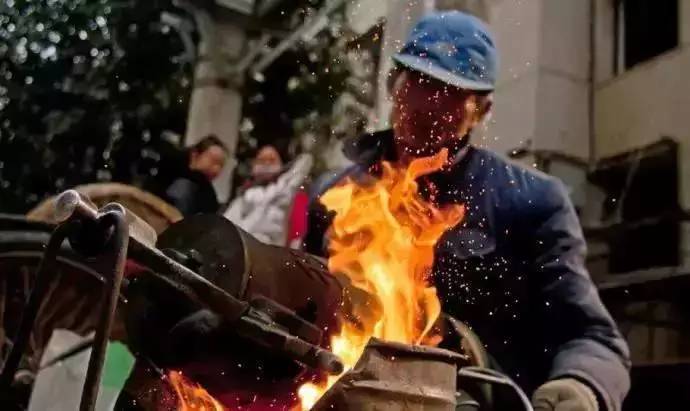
[
  {"xmin": 190, "ymin": 145, "xmax": 227, "ymax": 181},
  {"xmin": 391, "ymin": 70, "xmax": 486, "ymax": 160}
]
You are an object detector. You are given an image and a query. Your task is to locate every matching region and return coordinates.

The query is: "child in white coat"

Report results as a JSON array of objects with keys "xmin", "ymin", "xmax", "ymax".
[{"xmin": 224, "ymin": 146, "xmax": 313, "ymax": 247}]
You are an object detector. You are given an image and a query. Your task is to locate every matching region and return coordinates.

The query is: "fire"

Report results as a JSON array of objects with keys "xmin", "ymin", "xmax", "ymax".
[
  {"xmin": 298, "ymin": 149, "xmax": 464, "ymax": 409},
  {"xmin": 169, "ymin": 371, "xmax": 225, "ymax": 411}
]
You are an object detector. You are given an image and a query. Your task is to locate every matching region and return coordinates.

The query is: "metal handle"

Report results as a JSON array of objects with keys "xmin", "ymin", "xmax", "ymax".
[
  {"xmin": 79, "ymin": 210, "xmax": 129, "ymax": 411},
  {"xmin": 55, "ymin": 190, "xmax": 99, "ymax": 223},
  {"xmin": 457, "ymin": 367, "xmax": 534, "ymax": 411}
]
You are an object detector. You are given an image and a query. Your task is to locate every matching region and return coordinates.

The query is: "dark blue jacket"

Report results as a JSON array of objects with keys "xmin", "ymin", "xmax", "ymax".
[
  {"xmin": 306, "ymin": 130, "xmax": 631, "ymax": 410},
  {"xmin": 165, "ymin": 170, "xmax": 219, "ymax": 217}
]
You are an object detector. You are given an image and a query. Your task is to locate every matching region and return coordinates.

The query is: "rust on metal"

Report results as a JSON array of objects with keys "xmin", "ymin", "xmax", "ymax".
[
  {"xmin": 313, "ymin": 338, "xmax": 467, "ymax": 411},
  {"xmin": 155, "ymin": 214, "xmax": 376, "ymax": 336},
  {"xmin": 27, "ymin": 183, "xmax": 182, "ymax": 234}
]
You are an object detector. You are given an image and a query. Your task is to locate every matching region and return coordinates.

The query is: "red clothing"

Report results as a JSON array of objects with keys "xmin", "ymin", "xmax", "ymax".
[{"xmin": 286, "ymin": 190, "xmax": 309, "ymax": 247}]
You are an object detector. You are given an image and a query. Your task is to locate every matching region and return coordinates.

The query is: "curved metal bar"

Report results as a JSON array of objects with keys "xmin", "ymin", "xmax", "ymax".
[
  {"xmin": 457, "ymin": 367, "xmax": 534, "ymax": 411},
  {"xmin": 0, "ymin": 222, "xmax": 75, "ymax": 396},
  {"xmin": 79, "ymin": 209, "xmax": 129, "ymax": 411}
]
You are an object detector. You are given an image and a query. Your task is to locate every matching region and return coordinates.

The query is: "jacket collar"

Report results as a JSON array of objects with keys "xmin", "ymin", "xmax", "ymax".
[
  {"xmin": 343, "ymin": 129, "xmax": 397, "ymax": 167},
  {"xmin": 344, "ymin": 129, "xmax": 473, "ymax": 170}
]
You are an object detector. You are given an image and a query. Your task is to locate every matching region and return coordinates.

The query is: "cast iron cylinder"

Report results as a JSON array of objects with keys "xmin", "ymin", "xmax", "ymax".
[{"xmin": 154, "ymin": 214, "xmax": 350, "ymax": 334}]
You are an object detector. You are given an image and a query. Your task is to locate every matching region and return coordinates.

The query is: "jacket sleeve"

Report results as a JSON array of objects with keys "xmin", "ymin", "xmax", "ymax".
[
  {"xmin": 224, "ymin": 191, "xmax": 248, "ymax": 225},
  {"xmin": 303, "ymin": 200, "xmax": 332, "ymax": 257},
  {"xmin": 530, "ymin": 179, "xmax": 631, "ymax": 411},
  {"xmin": 166, "ymin": 178, "xmax": 199, "ymax": 216}
]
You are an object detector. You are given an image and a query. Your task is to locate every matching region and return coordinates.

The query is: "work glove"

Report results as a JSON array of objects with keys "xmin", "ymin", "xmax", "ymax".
[{"xmin": 532, "ymin": 378, "xmax": 599, "ymax": 411}]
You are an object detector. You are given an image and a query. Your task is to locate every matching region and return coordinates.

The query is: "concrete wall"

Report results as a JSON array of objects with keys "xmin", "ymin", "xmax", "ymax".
[
  {"xmin": 186, "ymin": 20, "xmax": 245, "ymax": 202},
  {"xmin": 345, "ymin": 0, "xmax": 388, "ymax": 35},
  {"xmin": 534, "ymin": 0, "xmax": 590, "ymax": 159},
  {"xmin": 482, "ymin": 0, "xmax": 541, "ymax": 154},
  {"xmin": 483, "ymin": 0, "xmax": 591, "ymax": 160},
  {"xmin": 594, "ymin": 48, "xmax": 690, "ymax": 158},
  {"xmin": 593, "ymin": 0, "xmax": 615, "ymax": 84}
]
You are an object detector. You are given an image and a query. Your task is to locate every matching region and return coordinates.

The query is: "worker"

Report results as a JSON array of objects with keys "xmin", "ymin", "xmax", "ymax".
[
  {"xmin": 305, "ymin": 11, "xmax": 630, "ymax": 411},
  {"xmin": 165, "ymin": 135, "xmax": 228, "ymax": 216}
]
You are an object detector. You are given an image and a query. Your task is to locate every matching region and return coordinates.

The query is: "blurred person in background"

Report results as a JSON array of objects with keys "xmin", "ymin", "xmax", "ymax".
[
  {"xmin": 165, "ymin": 135, "xmax": 228, "ymax": 216},
  {"xmin": 306, "ymin": 11, "xmax": 630, "ymax": 411},
  {"xmin": 224, "ymin": 145, "xmax": 312, "ymax": 247}
]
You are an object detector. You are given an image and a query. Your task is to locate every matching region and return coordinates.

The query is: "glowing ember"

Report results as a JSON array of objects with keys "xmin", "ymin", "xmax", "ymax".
[
  {"xmin": 169, "ymin": 371, "xmax": 225, "ymax": 411},
  {"xmin": 298, "ymin": 149, "xmax": 465, "ymax": 410}
]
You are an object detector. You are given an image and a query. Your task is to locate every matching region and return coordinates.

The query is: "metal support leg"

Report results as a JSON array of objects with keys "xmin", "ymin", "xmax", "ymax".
[
  {"xmin": 0, "ymin": 222, "xmax": 74, "ymax": 395},
  {"xmin": 0, "ymin": 190, "xmax": 131, "ymax": 411},
  {"xmin": 79, "ymin": 209, "xmax": 129, "ymax": 411}
]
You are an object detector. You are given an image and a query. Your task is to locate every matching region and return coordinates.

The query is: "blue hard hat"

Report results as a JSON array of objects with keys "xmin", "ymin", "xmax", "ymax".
[{"xmin": 393, "ymin": 11, "xmax": 498, "ymax": 91}]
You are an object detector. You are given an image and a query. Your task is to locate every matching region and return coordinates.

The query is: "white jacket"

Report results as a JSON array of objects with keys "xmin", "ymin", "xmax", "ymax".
[{"xmin": 224, "ymin": 154, "xmax": 313, "ymax": 246}]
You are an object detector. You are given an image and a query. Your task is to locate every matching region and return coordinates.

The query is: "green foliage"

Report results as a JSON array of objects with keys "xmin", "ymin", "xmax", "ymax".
[
  {"xmin": 0, "ymin": 0, "xmax": 193, "ymax": 212},
  {"xmin": 0, "ymin": 0, "xmax": 354, "ymax": 208},
  {"xmin": 238, "ymin": 2, "xmax": 351, "ymax": 178}
]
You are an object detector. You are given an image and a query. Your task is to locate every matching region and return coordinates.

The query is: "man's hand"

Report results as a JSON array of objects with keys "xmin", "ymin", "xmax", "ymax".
[{"xmin": 532, "ymin": 378, "xmax": 599, "ymax": 411}]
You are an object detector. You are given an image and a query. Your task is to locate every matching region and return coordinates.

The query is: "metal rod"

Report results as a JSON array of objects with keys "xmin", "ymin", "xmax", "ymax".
[
  {"xmin": 127, "ymin": 241, "xmax": 250, "ymax": 322},
  {"xmin": 55, "ymin": 190, "xmax": 98, "ymax": 223},
  {"xmin": 235, "ymin": 313, "xmax": 343, "ymax": 375},
  {"xmin": 0, "ymin": 222, "xmax": 73, "ymax": 393},
  {"xmin": 79, "ymin": 210, "xmax": 129, "ymax": 411},
  {"xmin": 457, "ymin": 367, "xmax": 534, "ymax": 411},
  {"xmin": 127, "ymin": 242, "xmax": 344, "ymax": 374}
]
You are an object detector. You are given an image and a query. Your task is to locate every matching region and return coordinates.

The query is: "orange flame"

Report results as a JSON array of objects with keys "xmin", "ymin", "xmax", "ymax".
[
  {"xmin": 298, "ymin": 149, "xmax": 465, "ymax": 409},
  {"xmin": 169, "ymin": 371, "xmax": 225, "ymax": 411}
]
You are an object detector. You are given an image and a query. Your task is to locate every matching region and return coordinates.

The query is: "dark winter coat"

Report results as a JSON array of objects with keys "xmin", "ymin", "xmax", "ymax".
[
  {"xmin": 165, "ymin": 169, "xmax": 219, "ymax": 217},
  {"xmin": 305, "ymin": 130, "xmax": 631, "ymax": 411}
]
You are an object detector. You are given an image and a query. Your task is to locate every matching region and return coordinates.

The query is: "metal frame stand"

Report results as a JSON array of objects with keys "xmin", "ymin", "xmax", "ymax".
[{"xmin": 0, "ymin": 192, "xmax": 129, "ymax": 411}]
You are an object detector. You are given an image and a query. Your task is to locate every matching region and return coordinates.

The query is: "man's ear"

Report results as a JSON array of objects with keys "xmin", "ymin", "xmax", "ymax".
[
  {"xmin": 387, "ymin": 66, "xmax": 402, "ymax": 94},
  {"xmin": 463, "ymin": 95, "xmax": 487, "ymax": 126},
  {"xmin": 478, "ymin": 95, "xmax": 493, "ymax": 118},
  {"xmin": 459, "ymin": 94, "xmax": 492, "ymax": 137},
  {"xmin": 469, "ymin": 94, "xmax": 493, "ymax": 129}
]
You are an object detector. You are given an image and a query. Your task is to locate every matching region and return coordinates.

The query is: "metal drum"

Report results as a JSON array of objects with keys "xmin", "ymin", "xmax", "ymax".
[
  {"xmin": 313, "ymin": 338, "xmax": 467, "ymax": 411},
  {"xmin": 155, "ymin": 214, "xmax": 359, "ymax": 333}
]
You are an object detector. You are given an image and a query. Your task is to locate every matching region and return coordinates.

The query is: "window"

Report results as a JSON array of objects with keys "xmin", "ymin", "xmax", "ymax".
[
  {"xmin": 590, "ymin": 140, "xmax": 679, "ymax": 273},
  {"xmin": 615, "ymin": 0, "xmax": 679, "ymax": 72}
]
